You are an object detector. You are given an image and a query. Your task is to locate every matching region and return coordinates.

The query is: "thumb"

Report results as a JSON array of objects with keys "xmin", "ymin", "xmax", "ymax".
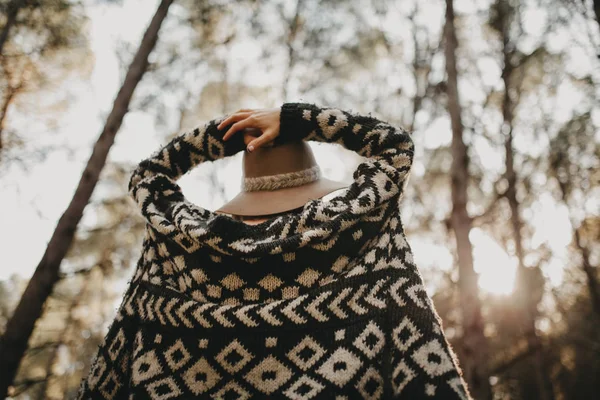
[{"xmin": 246, "ymin": 131, "xmax": 275, "ymax": 152}]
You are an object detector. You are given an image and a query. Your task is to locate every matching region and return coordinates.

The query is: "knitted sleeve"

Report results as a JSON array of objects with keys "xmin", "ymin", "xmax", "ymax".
[
  {"xmin": 276, "ymin": 102, "xmax": 414, "ymax": 194},
  {"xmin": 127, "ymin": 115, "xmax": 246, "ymax": 209},
  {"xmin": 128, "ymin": 102, "xmax": 414, "ymax": 208}
]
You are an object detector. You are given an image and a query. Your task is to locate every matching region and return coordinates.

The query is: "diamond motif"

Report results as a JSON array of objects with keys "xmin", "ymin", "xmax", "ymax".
[
  {"xmin": 392, "ymin": 317, "xmax": 422, "ymax": 352},
  {"xmin": 132, "ymin": 350, "xmax": 163, "ymax": 385},
  {"xmin": 244, "ymin": 355, "xmax": 293, "ymax": 394},
  {"xmin": 316, "ymin": 108, "xmax": 348, "ymax": 139},
  {"xmin": 296, "ymin": 268, "xmax": 321, "ymax": 287},
  {"xmin": 86, "ymin": 354, "xmax": 107, "ymax": 389},
  {"xmin": 215, "ymin": 339, "xmax": 254, "ymax": 373},
  {"xmin": 316, "ymin": 347, "xmax": 362, "ymax": 388},
  {"xmin": 411, "ymin": 339, "xmax": 454, "ymax": 377},
  {"xmin": 281, "ymin": 286, "xmax": 300, "ymax": 299},
  {"xmin": 243, "ymin": 287, "xmax": 260, "ymax": 301},
  {"xmin": 258, "ymin": 274, "xmax": 284, "ymax": 292},
  {"xmin": 206, "ymin": 284, "xmax": 222, "ymax": 298},
  {"xmin": 99, "ymin": 371, "xmax": 121, "ymax": 399},
  {"xmin": 107, "ymin": 328, "xmax": 126, "ymax": 361},
  {"xmin": 164, "ymin": 339, "xmax": 191, "ymax": 371},
  {"xmin": 213, "ymin": 381, "xmax": 251, "ymax": 399},
  {"xmin": 220, "ymin": 273, "xmax": 246, "ymax": 290},
  {"xmin": 287, "ymin": 335, "xmax": 326, "ymax": 371},
  {"xmin": 356, "ymin": 366, "xmax": 384, "ymax": 399},
  {"xmin": 283, "ymin": 375, "xmax": 326, "ymax": 399},
  {"xmin": 353, "ymin": 320, "xmax": 385, "ymax": 359},
  {"xmin": 182, "ymin": 357, "xmax": 221, "ymax": 395},
  {"xmin": 392, "ymin": 360, "xmax": 416, "ymax": 394},
  {"xmin": 190, "ymin": 268, "xmax": 208, "ymax": 283},
  {"xmin": 146, "ymin": 377, "xmax": 182, "ymax": 400}
]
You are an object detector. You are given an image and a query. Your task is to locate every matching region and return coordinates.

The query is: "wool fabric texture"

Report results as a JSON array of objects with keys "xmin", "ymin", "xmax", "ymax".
[{"xmin": 77, "ymin": 102, "xmax": 471, "ymax": 399}]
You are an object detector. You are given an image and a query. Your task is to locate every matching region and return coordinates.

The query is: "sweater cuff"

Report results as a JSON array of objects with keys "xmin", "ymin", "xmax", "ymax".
[{"xmin": 276, "ymin": 102, "xmax": 314, "ymax": 145}]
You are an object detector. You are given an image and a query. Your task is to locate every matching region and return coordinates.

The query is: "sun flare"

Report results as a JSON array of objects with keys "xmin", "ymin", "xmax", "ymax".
[{"xmin": 471, "ymin": 228, "xmax": 518, "ymax": 295}]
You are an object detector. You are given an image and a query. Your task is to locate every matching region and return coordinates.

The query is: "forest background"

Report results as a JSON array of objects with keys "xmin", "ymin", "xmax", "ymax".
[{"xmin": 0, "ymin": 0, "xmax": 598, "ymax": 399}]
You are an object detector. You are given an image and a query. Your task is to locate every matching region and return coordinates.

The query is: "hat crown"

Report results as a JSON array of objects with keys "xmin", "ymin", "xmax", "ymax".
[
  {"xmin": 243, "ymin": 140, "xmax": 317, "ymax": 179},
  {"xmin": 241, "ymin": 141, "xmax": 322, "ymax": 192},
  {"xmin": 215, "ymin": 140, "xmax": 348, "ymax": 217}
]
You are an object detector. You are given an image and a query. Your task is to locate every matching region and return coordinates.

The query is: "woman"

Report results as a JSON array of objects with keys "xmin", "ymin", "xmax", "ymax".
[{"xmin": 78, "ymin": 103, "xmax": 471, "ymax": 399}]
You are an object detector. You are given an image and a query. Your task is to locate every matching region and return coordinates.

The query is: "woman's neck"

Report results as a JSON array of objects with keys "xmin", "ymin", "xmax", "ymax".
[{"xmin": 238, "ymin": 216, "xmax": 270, "ymax": 225}]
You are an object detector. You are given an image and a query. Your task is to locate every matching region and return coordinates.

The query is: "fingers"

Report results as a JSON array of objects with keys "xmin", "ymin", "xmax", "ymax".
[
  {"xmin": 222, "ymin": 117, "xmax": 256, "ymax": 141},
  {"xmin": 247, "ymin": 130, "xmax": 275, "ymax": 152},
  {"xmin": 243, "ymin": 132, "xmax": 256, "ymax": 146},
  {"xmin": 218, "ymin": 109, "xmax": 255, "ymax": 128},
  {"xmin": 218, "ymin": 111, "xmax": 253, "ymax": 131}
]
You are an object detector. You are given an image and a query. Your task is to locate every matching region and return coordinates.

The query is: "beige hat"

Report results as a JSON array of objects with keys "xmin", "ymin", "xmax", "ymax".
[{"xmin": 215, "ymin": 140, "xmax": 349, "ymax": 217}]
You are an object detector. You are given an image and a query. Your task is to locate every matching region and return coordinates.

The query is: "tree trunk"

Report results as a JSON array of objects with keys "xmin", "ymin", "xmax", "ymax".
[
  {"xmin": 0, "ymin": 0, "xmax": 174, "ymax": 396},
  {"xmin": 497, "ymin": 2, "xmax": 555, "ymax": 398},
  {"xmin": 575, "ymin": 224, "xmax": 600, "ymax": 318},
  {"xmin": 504, "ymin": 111, "xmax": 555, "ymax": 400},
  {"xmin": 41, "ymin": 269, "xmax": 95, "ymax": 399},
  {"xmin": 444, "ymin": 1, "xmax": 492, "ymax": 399},
  {"xmin": 0, "ymin": 0, "xmax": 25, "ymax": 57}
]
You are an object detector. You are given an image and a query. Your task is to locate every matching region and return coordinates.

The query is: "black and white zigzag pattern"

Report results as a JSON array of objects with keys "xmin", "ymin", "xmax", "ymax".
[{"xmin": 77, "ymin": 103, "xmax": 471, "ymax": 399}]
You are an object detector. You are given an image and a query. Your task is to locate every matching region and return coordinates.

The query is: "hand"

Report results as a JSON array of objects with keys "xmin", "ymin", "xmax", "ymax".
[{"xmin": 218, "ymin": 107, "xmax": 281, "ymax": 152}]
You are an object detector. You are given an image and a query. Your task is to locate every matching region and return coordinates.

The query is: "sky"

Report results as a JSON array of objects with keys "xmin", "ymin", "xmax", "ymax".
[{"xmin": 0, "ymin": 0, "xmax": 595, "ymax": 298}]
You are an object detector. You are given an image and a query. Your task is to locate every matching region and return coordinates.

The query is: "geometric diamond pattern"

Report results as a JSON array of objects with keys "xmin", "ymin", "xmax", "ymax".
[
  {"xmin": 287, "ymin": 335, "xmax": 326, "ymax": 371},
  {"xmin": 244, "ymin": 355, "xmax": 293, "ymax": 394},
  {"xmin": 78, "ymin": 103, "xmax": 471, "ymax": 399},
  {"xmin": 392, "ymin": 316, "xmax": 422, "ymax": 352},
  {"xmin": 353, "ymin": 320, "xmax": 385, "ymax": 359},
  {"xmin": 411, "ymin": 339, "xmax": 455, "ymax": 378},
  {"xmin": 392, "ymin": 360, "xmax": 416, "ymax": 395},
  {"xmin": 146, "ymin": 376, "xmax": 182, "ymax": 400},
  {"xmin": 356, "ymin": 366, "xmax": 384, "ymax": 399},
  {"xmin": 284, "ymin": 375, "xmax": 325, "ymax": 399},
  {"xmin": 213, "ymin": 381, "xmax": 251, "ymax": 399},
  {"xmin": 316, "ymin": 347, "xmax": 362, "ymax": 388},
  {"xmin": 164, "ymin": 339, "xmax": 191, "ymax": 370},
  {"xmin": 215, "ymin": 339, "xmax": 254, "ymax": 373},
  {"xmin": 182, "ymin": 357, "xmax": 222, "ymax": 395},
  {"xmin": 131, "ymin": 350, "xmax": 163, "ymax": 385}
]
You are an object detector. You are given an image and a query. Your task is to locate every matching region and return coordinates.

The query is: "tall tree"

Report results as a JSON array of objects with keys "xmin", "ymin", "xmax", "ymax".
[
  {"xmin": 0, "ymin": 0, "xmax": 175, "ymax": 396},
  {"xmin": 444, "ymin": 0, "xmax": 492, "ymax": 398},
  {"xmin": 549, "ymin": 113, "xmax": 600, "ymax": 319},
  {"xmin": 491, "ymin": 1, "xmax": 555, "ymax": 398}
]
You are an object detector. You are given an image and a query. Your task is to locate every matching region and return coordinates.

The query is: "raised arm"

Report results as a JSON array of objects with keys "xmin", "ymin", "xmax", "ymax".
[
  {"xmin": 275, "ymin": 102, "xmax": 415, "ymax": 194},
  {"xmin": 127, "ymin": 115, "xmax": 246, "ymax": 209},
  {"xmin": 126, "ymin": 102, "xmax": 415, "ymax": 256}
]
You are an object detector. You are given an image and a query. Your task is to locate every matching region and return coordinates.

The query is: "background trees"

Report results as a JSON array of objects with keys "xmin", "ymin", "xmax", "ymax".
[{"xmin": 0, "ymin": 0, "xmax": 598, "ymax": 398}]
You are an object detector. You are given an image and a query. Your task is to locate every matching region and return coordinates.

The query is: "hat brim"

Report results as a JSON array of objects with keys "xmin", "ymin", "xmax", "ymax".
[{"xmin": 215, "ymin": 178, "xmax": 350, "ymax": 217}]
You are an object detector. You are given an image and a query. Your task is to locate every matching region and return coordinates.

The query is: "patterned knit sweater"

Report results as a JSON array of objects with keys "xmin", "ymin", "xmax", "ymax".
[{"xmin": 77, "ymin": 103, "xmax": 471, "ymax": 399}]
